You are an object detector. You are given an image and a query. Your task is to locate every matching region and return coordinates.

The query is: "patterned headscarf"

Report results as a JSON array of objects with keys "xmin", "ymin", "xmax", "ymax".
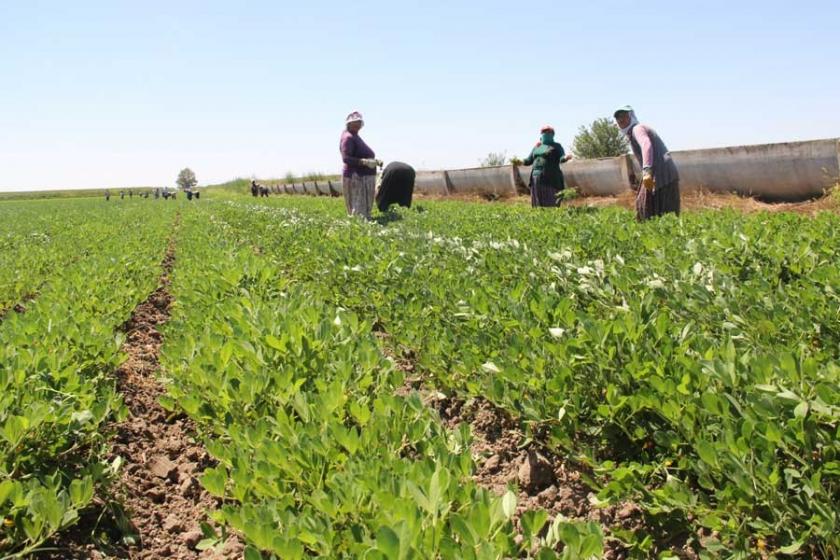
[{"xmin": 345, "ymin": 111, "xmax": 364, "ymax": 126}]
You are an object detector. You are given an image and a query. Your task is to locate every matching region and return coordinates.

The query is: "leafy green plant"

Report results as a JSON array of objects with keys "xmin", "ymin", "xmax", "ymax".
[
  {"xmin": 183, "ymin": 196, "xmax": 838, "ymax": 557},
  {"xmin": 572, "ymin": 117, "xmax": 630, "ymax": 159},
  {"xmin": 4, "ymin": 194, "xmax": 838, "ymax": 558},
  {"xmin": 0, "ymin": 198, "xmax": 178, "ymax": 556}
]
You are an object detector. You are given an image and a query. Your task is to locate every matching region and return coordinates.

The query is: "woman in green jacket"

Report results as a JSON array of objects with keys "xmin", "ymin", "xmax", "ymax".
[{"xmin": 522, "ymin": 125, "xmax": 572, "ymax": 207}]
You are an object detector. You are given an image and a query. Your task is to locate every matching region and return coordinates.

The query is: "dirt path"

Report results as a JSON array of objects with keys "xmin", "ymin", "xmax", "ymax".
[
  {"xmin": 104, "ymin": 232, "xmax": 242, "ymax": 560},
  {"xmin": 39, "ymin": 223, "xmax": 242, "ymax": 559}
]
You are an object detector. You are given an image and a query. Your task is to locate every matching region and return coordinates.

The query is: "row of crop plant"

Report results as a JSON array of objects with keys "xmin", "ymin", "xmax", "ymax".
[
  {"xmin": 183, "ymin": 197, "xmax": 838, "ymax": 558},
  {"xmin": 157, "ymin": 203, "xmax": 605, "ymax": 559},
  {"xmin": 0, "ymin": 199, "xmax": 129, "ymax": 312},
  {"xmin": 0, "ymin": 200, "xmax": 178, "ymax": 556}
]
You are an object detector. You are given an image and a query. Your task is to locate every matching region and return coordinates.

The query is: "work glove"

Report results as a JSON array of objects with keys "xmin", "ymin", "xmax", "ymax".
[
  {"xmin": 361, "ymin": 158, "xmax": 379, "ymax": 169},
  {"xmin": 642, "ymin": 168, "xmax": 655, "ymax": 191}
]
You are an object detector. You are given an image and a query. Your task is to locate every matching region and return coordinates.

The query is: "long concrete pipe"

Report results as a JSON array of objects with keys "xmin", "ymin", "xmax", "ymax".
[
  {"xmin": 278, "ymin": 138, "xmax": 839, "ymax": 202},
  {"xmin": 668, "ymin": 139, "xmax": 840, "ymax": 200}
]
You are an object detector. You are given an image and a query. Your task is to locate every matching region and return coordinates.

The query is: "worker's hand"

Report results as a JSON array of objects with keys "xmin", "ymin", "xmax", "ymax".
[
  {"xmin": 562, "ymin": 155, "xmax": 573, "ymax": 163},
  {"xmin": 361, "ymin": 158, "xmax": 378, "ymax": 169},
  {"xmin": 374, "ymin": 159, "xmax": 384, "ymax": 168},
  {"xmin": 642, "ymin": 168, "xmax": 655, "ymax": 191}
]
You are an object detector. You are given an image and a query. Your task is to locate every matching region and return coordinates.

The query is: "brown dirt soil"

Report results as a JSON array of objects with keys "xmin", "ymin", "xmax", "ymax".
[
  {"xmin": 429, "ymin": 395, "xmax": 658, "ymax": 559},
  {"xmin": 587, "ymin": 187, "xmax": 840, "ymax": 215},
  {"xmin": 379, "ymin": 336, "xmax": 656, "ymax": 557},
  {"xmin": 0, "ymin": 292, "xmax": 37, "ymax": 322},
  {"xmin": 416, "ymin": 186, "xmax": 840, "ymax": 215},
  {"xmin": 42, "ymin": 234, "xmax": 242, "ymax": 559},
  {"xmin": 109, "ymin": 244, "xmax": 243, "ymax": 560}
]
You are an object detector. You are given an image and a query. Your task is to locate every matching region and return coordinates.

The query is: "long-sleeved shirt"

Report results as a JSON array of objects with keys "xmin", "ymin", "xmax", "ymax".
[
  {"xmin": 522, "ymin": 141, "xmax": 566, "ymax": 189},
  {"xmin": 628, "ymin": 124, "xmax": 679, "ymax": 187},
  {"xmin": 340, "ymin": 130, "xmax": 376, "ymax": 177}
]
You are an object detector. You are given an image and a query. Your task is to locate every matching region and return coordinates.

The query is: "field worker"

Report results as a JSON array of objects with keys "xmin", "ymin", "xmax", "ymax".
[
  {"xmin": 614, "ymin": 106, "xmax": 680, "ymax": 220},
  {"xmin": 250, "ymin": 180, "xmax": 259, "ymax": 197},
  {"xmin": 522, "ymin": 126, "xmax": 573, "ymax": 208},
  {"xmin": 340, "ymin": 111, "xmax": 381, "ymax": 218},
  {"xmin": 104, "ymin": 189, "xmax": 110, "ymax": 201},
  {"xmin": 375, "ymin": 161, "xmax": 416, "ymax": 212}
]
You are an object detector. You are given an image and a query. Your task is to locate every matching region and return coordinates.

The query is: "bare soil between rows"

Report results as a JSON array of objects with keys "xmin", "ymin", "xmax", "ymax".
[
  {"xmin": 386, "ymin": 337, "xmax": 703, "ymax": 559},
  {"xmin": 41, "ymin": 229, "xmax": 241, "ymax": 559},
  {"xmin": 416, "ymin": 187, "xmax": 840, "ymax": 215}
]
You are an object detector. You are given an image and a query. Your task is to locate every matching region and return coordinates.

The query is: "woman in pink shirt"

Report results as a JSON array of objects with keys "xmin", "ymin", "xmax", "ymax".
[{"xmin": 614, "ymin": 106, "xmax": 680, "ymax": 221}]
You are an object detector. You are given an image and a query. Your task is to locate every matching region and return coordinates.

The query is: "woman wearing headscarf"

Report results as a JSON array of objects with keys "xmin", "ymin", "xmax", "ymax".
[
  {"xmin": 614, "ymin": 106, "xmax": 680, "ymax": 221},
  {"xmin": 340, "ymin": 111, "xmax": 380, "ymax": 218},
  {"xmin": 522, "ymin": 126, "xmax": 572, "ymax": 208}
]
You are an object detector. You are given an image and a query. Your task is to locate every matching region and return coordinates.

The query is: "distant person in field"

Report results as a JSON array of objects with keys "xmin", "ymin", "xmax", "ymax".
[
  {"xmin": 250, "ymin": 180, "xmax": 259, "ymax": 197},
  {"xmin": 340, "ymin": 111, "xmax": 380, "ymax": 219},
  {"xmin": 614, "ymin": 106, "xmax": 680, "ymax": 221},
  {"xmin": 522, "ymin": 125, "xmax": 573, "ymax": 208},
  {"xmin": 104, "ymin": 189, "xmax": 110, "ymax": 201},
  {"xmin": 129, "ymin": 190, "xmax": 133, "ymax": 198},
  {"xmin": 120, "ymin": 190, "xmax": 125, "ymax": 200}
]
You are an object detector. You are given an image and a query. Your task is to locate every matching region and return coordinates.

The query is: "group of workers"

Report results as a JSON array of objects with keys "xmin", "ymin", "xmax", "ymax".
[
  {"xmin": 250, "ymin": 180, "xmax": 271, "ymax": 197},
  {"xmin": 103, "ymin": 187, "xmax": 195, "ymax": 201},
  {"xmin": 338, "ymin": 106, "xmax": 680, "ymax": 222}
]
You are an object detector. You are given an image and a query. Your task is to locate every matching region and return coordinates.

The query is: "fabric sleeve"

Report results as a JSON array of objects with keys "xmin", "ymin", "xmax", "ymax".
[
  {"xmin": 556, "ymin": 143, "xmax": 566, "ymax": 160},
  {"xmin": 522, "ymin": 148, "xmax": 535, "ymax": 166},
  {"xmin": 340, "ymin": 135, "xmax": 363, "ymax": 166},
  {"xmin": 632, "ymin": 126, "xmax": 654, "ymax": 168}
]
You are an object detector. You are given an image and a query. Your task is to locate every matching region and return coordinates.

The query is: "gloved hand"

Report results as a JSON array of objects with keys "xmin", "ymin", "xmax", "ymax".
[
  {"xmin": 361, "ymin": 158, "xmax": 378, "ymax": 169},
  {"xmin": 642, "ymin": 168, "xmax": 655, "ymax": 191}
]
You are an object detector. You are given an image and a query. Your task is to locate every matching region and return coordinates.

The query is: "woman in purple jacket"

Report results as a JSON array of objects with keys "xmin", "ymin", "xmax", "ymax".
[
  {"xmin": 614, "ymin": 106, "xmax": 680, "ymax": 221},
  {"xmin": 340, "ymin": 111, "xmax": 380, "ymax": 218}
]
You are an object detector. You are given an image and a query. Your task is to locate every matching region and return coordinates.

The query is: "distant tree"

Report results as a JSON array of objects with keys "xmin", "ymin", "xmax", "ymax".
[
  {"xmin": 176, "ymin": 168, "xmax": 198, "ymax": 190},
  {"xmin": 479, "ymin": 152, "xmax": 507, "ymax": 167},
  {"xmin": 572, "ymin": 118, "xmax": 630, "ymax": 159}
]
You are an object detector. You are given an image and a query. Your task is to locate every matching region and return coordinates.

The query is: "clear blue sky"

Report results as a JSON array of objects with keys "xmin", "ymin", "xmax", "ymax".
[{"xmin": 2, "ymin": 0, "xmax": 839, "ymax": 190}]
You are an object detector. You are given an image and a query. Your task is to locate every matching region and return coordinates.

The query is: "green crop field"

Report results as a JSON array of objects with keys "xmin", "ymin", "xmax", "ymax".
[{"xmin": 0, "ymin": 195, "xmax": 837, "ymax": 559}]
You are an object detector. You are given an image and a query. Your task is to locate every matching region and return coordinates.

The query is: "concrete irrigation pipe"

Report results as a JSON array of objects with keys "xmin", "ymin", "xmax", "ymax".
[
  {"xmin": 315, "ymin": 181, "xmax": 332, "ymax": 196},
  {"xmin": 278, "ymin": 138, "xmax": 839, "ymax": 202},
  {"xmin": 443, "ymin": 166, "xmax": 519, "ymax": 198},
  {"xmin": 668, "ymin": 139, "xmax": 840, "ymax": 201},
  {"xmin": 414, "ymin": 171, "xmax": 449, "ymax": 196}
]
